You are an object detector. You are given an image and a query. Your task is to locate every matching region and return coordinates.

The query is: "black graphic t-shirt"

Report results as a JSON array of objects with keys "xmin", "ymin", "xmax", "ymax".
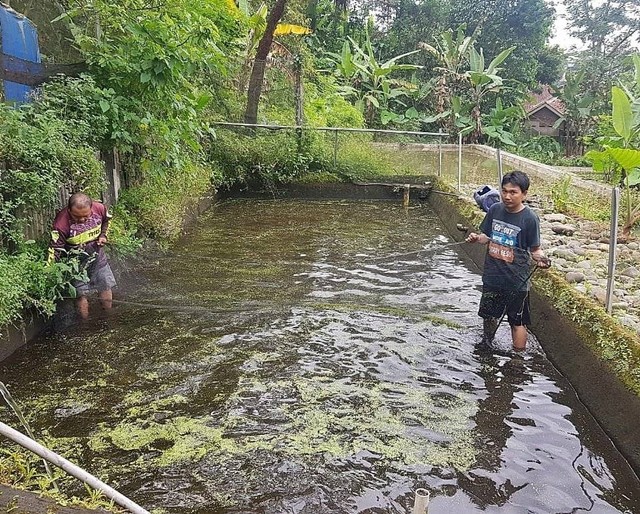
[{"xmin": 480, "ymin": 203, "xmax": 540, "ymax": 291}]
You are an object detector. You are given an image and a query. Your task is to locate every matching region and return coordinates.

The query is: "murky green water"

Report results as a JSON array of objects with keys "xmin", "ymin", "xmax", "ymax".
[{"xmin": 1, "ymin": 199, "xmax": 639, "ymax": 513}]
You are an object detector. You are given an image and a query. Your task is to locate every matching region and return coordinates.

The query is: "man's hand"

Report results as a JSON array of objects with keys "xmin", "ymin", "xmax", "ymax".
[
  {"xmin": 466, "ymin": 232, "xmax": 488, "ymax": 244},
  {"xmin": 97, "ymin": 235, "xmax": 107, "ymax": 247},
  {"xmin": 532, "ymin": 250, "xmax": 551, "ymax": 268}
]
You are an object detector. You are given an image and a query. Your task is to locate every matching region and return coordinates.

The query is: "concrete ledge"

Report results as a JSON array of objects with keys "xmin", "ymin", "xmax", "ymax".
[
  {"xmin": 223, "ymin": 179, "xmax": 433, "ymax": 201},
  {"xmin": 0, "ymin": 484, "xmax": 108, "ymax": 514},
  {"xmin": 0, "ymin": 313, "xmax": 50, "ymax": 362}
]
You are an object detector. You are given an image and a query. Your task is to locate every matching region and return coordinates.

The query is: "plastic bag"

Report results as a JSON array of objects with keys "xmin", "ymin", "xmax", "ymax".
[{"xmin": 473, "ymin": 185, "xmax": 501, "ymax": 212}]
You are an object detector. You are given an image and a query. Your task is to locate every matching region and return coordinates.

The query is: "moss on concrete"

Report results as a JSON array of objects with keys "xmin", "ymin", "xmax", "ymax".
[{"xmin": 533, "ymin": 271, "xmax": 640, "ymax": 395}]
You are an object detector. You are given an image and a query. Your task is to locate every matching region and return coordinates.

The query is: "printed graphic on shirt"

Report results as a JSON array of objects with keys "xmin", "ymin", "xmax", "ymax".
[
  {"xmin": 488, "ymin": 219, "xmax": 521, "ymax": 263},
  {"xmin": 67, "ymin": 213, "xmax": 103, "ymax": 245}
]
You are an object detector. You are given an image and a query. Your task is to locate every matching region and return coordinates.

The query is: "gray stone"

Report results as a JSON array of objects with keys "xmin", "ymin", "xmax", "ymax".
[
  {"xmin": 619, "ymin": 315, "xmax": 640, "ymax": 331},
  {"xmin": 552, "ymin": 224, "xmax": 576, "ymax": 236},
  {"xmin": 622, "ymin": 266, "xmax": 640, "ymax": 279},
  {"xmin": 572, "ymin": 247, "xmax": 587, "ymax": 256},
  {"xmin": 552, "ymin": 257, "xmax": 568, "ymax": 267},
  {"xmin": 545, "ymin": 213, "xmax": 567, "ymax": 223},
  {"xmin": 576, "ymin": 260, "xmax": 592, "ymax": 269},
  {"xmin": 552, "ymin": 248, "xmax": 580, "ymax": 262},
  {"xmin": 591, "ymin": 287, "xmax": 607, "ymax": 304},
  {"xmin": 628, "ymin": 242, "xmax": 639, "ymax": 251},
  {"xmin": 566, "ymin": 272, "xmax": 585, "ymax": 283},
  {"xmin": 612, "ymin": 302, "xmax": 629, "ymax": 310}
]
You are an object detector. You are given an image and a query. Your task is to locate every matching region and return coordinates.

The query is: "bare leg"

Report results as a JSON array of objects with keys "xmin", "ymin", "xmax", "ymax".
[
  {"xmin": 99, "ymin": 289, "xmax": 113, "ymax": 310},
  {"xmin": 511, "ymin": 325, "xmax": 528, "ymax": 351},
  {"xmin": 76, "ymin": 296, "xmax": 89, "ymax": 320}
]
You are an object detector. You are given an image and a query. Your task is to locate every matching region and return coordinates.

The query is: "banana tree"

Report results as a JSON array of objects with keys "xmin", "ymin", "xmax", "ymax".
[
  {"xmin": 608, "ymin": 85, "xmax": 640, "ymax": 237},
  {"xmin": 552, "ymin": 71, "xmax": 596, "ymax": 156},
  {"xmin": 465, "ymin": 45, "xmax": 515, "ymax": 143},
  {"xmin": 482, "ymin": 98, "xmax": 523, "ymax": 148},
  {"xmin": 328, "ymin": 28, "xmax": 422, "ymax": 126},
  {"xmin": 419, "ymin": 25, "xmax": 477, "ymax": 133},
  {"xmin": 419, "ymin": 26, "xmax": 513, "ymax": 141},
  {"xmin": 586, "ymin": 83, "xmax": 640, "ymax": 237}
]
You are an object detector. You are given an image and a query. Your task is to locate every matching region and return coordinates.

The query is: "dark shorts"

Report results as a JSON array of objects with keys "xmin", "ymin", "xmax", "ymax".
[
  {"xmin": 479, "ymin": 286, "xmax": 531, "ymax": 326},
  {"xmin": 73, "ymin": 262, "xmax": 116, "ymax": 297}
]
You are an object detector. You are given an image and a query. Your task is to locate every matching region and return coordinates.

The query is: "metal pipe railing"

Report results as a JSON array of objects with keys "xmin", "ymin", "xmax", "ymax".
[
  {"xmin": 210, "ymin": 121, "xmax": 448, "ymax": 138},
  {"xmin": 0, "ymin": 421, "xmax": 150, "ymax": 514}
]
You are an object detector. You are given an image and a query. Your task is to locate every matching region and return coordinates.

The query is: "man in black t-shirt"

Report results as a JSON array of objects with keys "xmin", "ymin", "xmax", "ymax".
[{"xmin": 466, "ymin": 171, "xmax": 550, "ymax": 351}]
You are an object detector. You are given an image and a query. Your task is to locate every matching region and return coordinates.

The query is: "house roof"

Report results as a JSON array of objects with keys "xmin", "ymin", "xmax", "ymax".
[{"xmin": 523, "ymin": 84, "xmax": 565, "ymax": 117}]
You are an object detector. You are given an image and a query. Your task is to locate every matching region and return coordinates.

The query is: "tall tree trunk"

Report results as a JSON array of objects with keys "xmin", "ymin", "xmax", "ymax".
[{"xmin": 244, "ymin": 0, "xmax": 287, "ymax": 125}]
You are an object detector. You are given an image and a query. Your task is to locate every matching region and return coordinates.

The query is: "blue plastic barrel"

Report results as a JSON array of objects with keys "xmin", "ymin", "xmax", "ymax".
[{"xmin": 0, "ymin": 5, "xmax": 41, "ymax": 103}]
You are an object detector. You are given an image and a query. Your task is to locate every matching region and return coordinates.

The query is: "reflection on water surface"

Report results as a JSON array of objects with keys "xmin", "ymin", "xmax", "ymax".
[{"xmin": 1, "ymin": 200, "xmax": 639, "ymax": 513}]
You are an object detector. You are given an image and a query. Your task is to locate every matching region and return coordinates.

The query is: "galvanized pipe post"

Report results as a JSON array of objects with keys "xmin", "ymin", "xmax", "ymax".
[
  {"xmin": 496, "ymin": 147, "xmax": 503, "ymax": 186},
  {"xmin": 606, "ymin": 187, "xmax": 620, "ymax": 313},
  {"xmin": 438, "ymin": 130, "xmax": 443, "ymax": 177},
  {"xmin": 457, "ymin": 132, "xmax": 462, "ymax": 192}
]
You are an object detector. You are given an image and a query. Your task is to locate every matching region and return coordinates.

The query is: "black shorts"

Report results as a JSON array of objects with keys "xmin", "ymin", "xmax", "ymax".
[{"xmin": 478, "ymin": 286, "xmax": 530, "ymax": 326}]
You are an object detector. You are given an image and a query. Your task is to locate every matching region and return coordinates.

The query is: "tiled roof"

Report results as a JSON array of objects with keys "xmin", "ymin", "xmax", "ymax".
[{"xmin": 523, "ymin": 84, "xmax": 565, "ymax": 115}]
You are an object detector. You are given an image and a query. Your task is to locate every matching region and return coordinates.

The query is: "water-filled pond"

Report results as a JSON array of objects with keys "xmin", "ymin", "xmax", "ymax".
[{"xmin": 1, "ymin": 199, "xmax": 639, "ymax": 513}]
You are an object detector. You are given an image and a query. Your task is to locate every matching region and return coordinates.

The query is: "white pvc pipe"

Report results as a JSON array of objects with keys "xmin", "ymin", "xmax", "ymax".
[
  {"xmin": 0, "ymin": 421, "xmax": 150, "ymax": 514},
  {"xmin": 413, "ymin": 488, "xmax": 430, "ymax": 514}
]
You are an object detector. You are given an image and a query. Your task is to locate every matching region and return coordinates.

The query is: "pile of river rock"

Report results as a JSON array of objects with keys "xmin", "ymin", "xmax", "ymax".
[{"xmin": 537, "ymin": 211, "xmax": 640, "ymax": 334}]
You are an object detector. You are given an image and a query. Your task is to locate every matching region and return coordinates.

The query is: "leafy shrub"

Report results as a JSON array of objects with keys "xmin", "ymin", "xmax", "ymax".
[
  {"xmin": 209, "ymin": 127, "xmax": 416, "ymax": 187},
  {"xmin": 104, "ymin": 205, "xmax": 143, "ymax": 260},
  {"xmin": 118, "ymin": 160, "xmax": 217, "ymax": 244},
  {"xmin": 517, "ymin": 136, "xmax": 562, "ymax": 164},
  {"xmin": 0, "ymin": 250, "xmax": 85, "ymax": 326},
  {"xmin": 209, "ymin": 129, "xmax": 316, "ymax": 187},
  {"xmin": 29, "ymin": 75, "xmax": 111, "ymax": 148},
  {"xmin": 305, "ymin": 84, "xmax": 365, "ymax": 128},
  {"xmin": 0, "ymin": 104, "xmax": 104, "ymax": 246}
]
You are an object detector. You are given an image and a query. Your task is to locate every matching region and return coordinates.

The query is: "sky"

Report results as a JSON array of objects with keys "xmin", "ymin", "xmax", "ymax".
[
  {"xmin": 548, "ymin": 0, "xmax": 585, "ymax": 50},
  {"xmin": 548, "ymin": 0, "xmax": 640, "ymax": 51}
]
